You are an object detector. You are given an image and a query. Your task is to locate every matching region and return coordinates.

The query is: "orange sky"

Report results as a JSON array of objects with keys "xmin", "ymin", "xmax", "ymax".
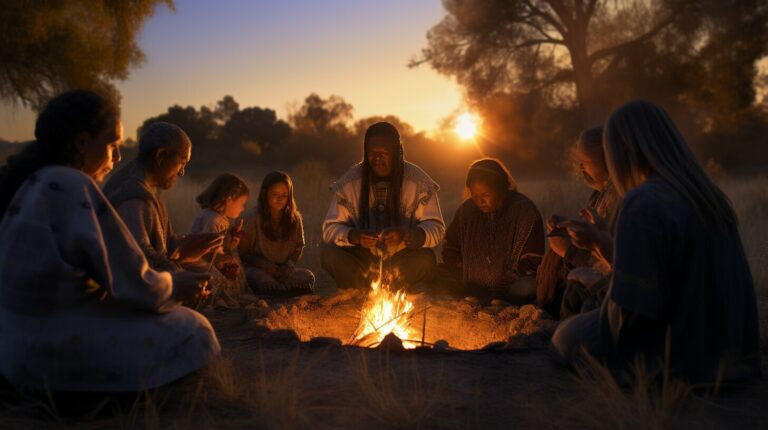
[{"xmin": 0, "ymin": 0, "xmax": 463, "ymax": 141}]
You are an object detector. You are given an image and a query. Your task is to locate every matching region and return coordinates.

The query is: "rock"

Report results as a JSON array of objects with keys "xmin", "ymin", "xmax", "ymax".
[
  {"xmin": 257, "ymin": 299, "xmax": 269, "ymax": 309},
  {"xmin": 378, "ymin": 333, "xmax": 405, "ymax": 352},
  {"xmin": 456, "ymin": 301, "xmax": 475, "ymax": 314},
  {"xmin": 519, "ymin": 304, "xmax": 543, "ymax": 320},
  {"xmin": 497, "ymin": 307, "xmax": 520, "ymax": 320},
  {"xmin": 478, "ymin": 311, "xmax": 495, "ymax": 321},
  {"xmin": 244, "ymin": 303, "xmax": 256, "ymax": 310},
  {"xmin": 509, "ymin": 318, "xmax": 526, "ymax": 334},
  {"xmin": 490, "ymin": 299, "xmax": 510, "ymax": 306},
  {"xmin": 296, "ymin": 294, "xmax": 322, "ymax": 309},
  {"xmin": 481, "ymin": 341, "xmax": 507, "ymax": 351},
  {"xmin": 463, "ymin": 296, "xmax": 480, "ymax": 305},
  {"xmin": 505, "ymin": 334, "xmax": 528, "ymax": 349},
  {"xmin": 264, "ymin": 329, "xmax": 300, "ymax": 344},
  {"xmin": 433, "ymin": 340, "xmax": 450, "ymax": 351},
  {"xmin": 308, "ymin": 337, "xmax": 342, "ymax": 348}
]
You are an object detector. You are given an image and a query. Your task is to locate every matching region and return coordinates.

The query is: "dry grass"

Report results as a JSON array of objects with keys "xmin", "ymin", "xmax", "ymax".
[
  {"xmin": 349, "ymin": 351, "xmax": 452, "ymax": 429},
  {"xmin": 563, "ymin": 352, "xmax": 693, "ymax": 430}
]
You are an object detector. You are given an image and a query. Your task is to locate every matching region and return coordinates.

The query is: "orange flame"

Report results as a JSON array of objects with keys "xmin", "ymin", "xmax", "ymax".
[{"xmin": 351, "ymin": 259, "xmax": 417, "ymax": 348}]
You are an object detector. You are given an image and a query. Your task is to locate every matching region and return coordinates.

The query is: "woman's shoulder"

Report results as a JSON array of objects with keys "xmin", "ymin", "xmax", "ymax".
[
  {"xmin": 28, "ymin": 166, "xmax": 106, "ymax": 201},
  {"xmin": 619, "ymin": 179, "xmax": 690, "ymax": 227},
  {"xmin": 35, "ymin": 165, "xmax": 97, "ymax": 188},
  {"xmin": 622, "ymin": 179, "xmax": 681, "ymax": 212},
  {"xmin": 505, "ymin": 190, "xmax": 541, "ymax": 215}
]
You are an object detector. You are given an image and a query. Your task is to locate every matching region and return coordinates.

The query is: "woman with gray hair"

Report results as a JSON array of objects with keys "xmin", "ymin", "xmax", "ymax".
[{"xmin": 551, "ymin": 100, "xmax": 761, "ymax": 384}]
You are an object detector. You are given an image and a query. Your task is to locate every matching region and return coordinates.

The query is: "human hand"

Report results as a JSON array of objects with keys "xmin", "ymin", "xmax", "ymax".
[
  {"xmin": 580, "ymin": 207, "xmax": 607, "ymax": 232},
  {"xmin": 174, "ymin": 233, "xmax": 225, "ymax": 264},
  {"xmin": 171, "ymin": 271, "xmax": 212, "ymax": 305},
  {"xmin": 349, "ymin": 229, "xmax": 379, "ymax": 249},
  {"xmin": 546, "ymin": 214, "xmax": 568, "ymax": 233},
  {"xmin": 557, "ymin": 218, "xmax": 602, "ymax": 251},
  {"xmin": 228, "ymin": 219, "xmax": 244, "ymax": 250},
  {"xmin": 381, "ymin": 227, "xmax": 406, "ymax": 249},
  {"xmin": 547, "ymin": 234, "xmax": 572, "ymax": 257}
]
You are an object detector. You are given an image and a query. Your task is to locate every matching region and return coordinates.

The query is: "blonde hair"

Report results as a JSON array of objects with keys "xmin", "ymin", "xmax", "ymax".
[{"xmin": 603, "ymin": 100, "xmax": 736, "ymax": 230}]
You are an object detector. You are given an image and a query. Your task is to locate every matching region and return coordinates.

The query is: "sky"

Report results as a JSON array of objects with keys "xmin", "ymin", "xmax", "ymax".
[{"xmin": 0, "ymin": 0, "xmax": 463, "ymax": 141}]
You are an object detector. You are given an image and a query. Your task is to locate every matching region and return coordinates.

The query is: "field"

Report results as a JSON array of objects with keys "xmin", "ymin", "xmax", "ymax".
[
  {"xmin": 162, "ymin": 163, "xmax": 768, "ymax": 296},
  {"xmin": 1, "ymin": 162, "xmax": 767, "ymax": 429}
]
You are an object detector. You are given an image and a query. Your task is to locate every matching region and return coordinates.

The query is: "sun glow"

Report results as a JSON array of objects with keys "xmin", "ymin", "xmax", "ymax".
[{"xmin": 454, "ymin": 112, "xmax": 479, "ymax": 140}]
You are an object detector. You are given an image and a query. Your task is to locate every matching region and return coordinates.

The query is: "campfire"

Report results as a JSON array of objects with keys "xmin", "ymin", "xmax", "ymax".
[
  {"xmin": 256, "ymin": 258, "xmax": 558, "ymax": 351},
  {"xmin": 349, "ymin": 258, "xmax": 419, "ymax": 349}
]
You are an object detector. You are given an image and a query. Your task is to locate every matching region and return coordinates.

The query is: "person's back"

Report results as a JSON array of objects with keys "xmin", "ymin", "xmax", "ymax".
[
  {"xmin": 551, "ymin": 100, "xmax": 761, "ymax": 385},
  {"xmin": 0, "ymin": 165, "xmax": 221, "ymax": 392},
  {"xmin": 602, "ymin": 178, "xmax": 760, "ymax": 382}
]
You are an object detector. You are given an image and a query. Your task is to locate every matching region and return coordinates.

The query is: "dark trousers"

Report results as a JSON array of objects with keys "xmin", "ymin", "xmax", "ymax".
[{"xmin": 320, "ymin": 243, "xmax": 436, "ymax": 291}]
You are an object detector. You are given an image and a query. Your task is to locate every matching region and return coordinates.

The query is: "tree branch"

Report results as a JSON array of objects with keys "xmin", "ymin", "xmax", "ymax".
[
  {"xmin": 521, "ymin": 0, "xmax": 568, "ymax": 37},
  {"xmin": 588, "ymin": 10, "xmax": 680, "ymax": 64}
]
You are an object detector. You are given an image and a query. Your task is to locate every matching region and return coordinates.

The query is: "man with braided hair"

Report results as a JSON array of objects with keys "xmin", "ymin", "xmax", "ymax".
[{"xmin": 321, "ymin": 122, "xmax": 445, "ymax": 290}]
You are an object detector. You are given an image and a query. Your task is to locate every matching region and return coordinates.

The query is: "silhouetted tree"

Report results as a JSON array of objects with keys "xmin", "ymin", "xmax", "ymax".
[
  {"xmin": 0, "ymin": 0, "xmax": 173, "ymax": 109},
  {"xmin": 413, "ymin": 0, "xmax": 768, "ymax": 172},
  {"xmin": 414, "ymin": 0, "xmax": 768, "ymax": 123},
  {"xmin": 139, "ymin": 104, "xmax": 219, "ymax": 175},
  {"xmin": 214, "ymin": 95, "xmax": 240, "ymax": 124},
  {"xmin": 222, "ymin": 106, "xmax": 291, "ymax": 156},
  {"xmin": 288, "ymin": 93, "xmax": 354, "ymax": 135},
  {"xmin": 354, "ymin": 115, "xmax": 415, "ymax": 138}
]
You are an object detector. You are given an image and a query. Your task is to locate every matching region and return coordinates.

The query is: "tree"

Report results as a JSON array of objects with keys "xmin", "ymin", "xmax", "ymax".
[
  {"xmin": 214, "ymin": 95, "xmax": 240, "ymax": 124},
  {"xmin": 288, "ymin": 93, "xmax": 354, "ymax": 135},
  {"xmin": 413, "ymin": 0, "xmax": 768, "ymax": 123},
  {"xmin": 222, "ymin": 106, "xmax": 291, "ymax": 156},
  {"xmin": 354, "ymin": 115, "xmax": 415, "ymax": 138},
  {"xmin": 0, "ymin": 0, "xmax": 173, "ymax": 109}
]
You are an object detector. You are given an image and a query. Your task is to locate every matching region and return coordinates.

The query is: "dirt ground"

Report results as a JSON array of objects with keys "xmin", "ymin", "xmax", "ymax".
[
  {"xmin": 204, "ymin": 303, "xmax": 768, "ymax": 429},
  {"xmin": 0, "ymin": 290, "xmax": 766, "ymax": 429}
]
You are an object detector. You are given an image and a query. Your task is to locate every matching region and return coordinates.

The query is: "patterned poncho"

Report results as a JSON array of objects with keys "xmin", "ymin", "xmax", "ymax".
[{"xmin": 442, "ymin": 190, "xmax": 544, "ymax": 294}]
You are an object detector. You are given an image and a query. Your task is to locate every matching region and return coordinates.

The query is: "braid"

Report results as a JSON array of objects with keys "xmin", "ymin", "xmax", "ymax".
[{"xmin": 360, "ymin": 122, "xmax": 403, "ymax": 230}]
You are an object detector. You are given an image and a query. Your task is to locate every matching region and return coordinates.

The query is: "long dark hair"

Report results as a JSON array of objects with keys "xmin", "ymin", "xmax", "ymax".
[
  {"xmin": 257, "ymin": 171, "xmax": 301, "ymax": 241},
  {"xmin": 196, "ymin": 173, "xmax": 249, "ymax": 213},
  {"xmin": 359, "ymin": 122, "xmax": 404, "ymax": 230},
  {"xmin": 0, "ymin": 90, "xmax": 119, "ymax": 220},
  {"xmin": 604, "ymin": 100, "xmax": 736, "ymax": 230}
]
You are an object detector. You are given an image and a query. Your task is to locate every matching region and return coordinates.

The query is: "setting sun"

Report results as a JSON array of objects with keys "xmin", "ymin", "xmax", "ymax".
[{"xmin": 454, "ymin": 112, "xmax": 479, "ymax": 140}]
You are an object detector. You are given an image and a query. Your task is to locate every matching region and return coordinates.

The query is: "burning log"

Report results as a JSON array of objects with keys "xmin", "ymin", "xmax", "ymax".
[{"xmin": 350, "ymin": 257, "xmax": 419, "ymax": 349}]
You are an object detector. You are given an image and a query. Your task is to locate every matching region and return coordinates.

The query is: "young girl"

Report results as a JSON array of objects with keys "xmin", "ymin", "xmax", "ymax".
[
  {"xmin": 239, "ymin": 171, "xmax": 315, "ymax": 296},
  {"xmin": 188, "ymin": 173, "xmax": 250, "ymax": 304}
]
